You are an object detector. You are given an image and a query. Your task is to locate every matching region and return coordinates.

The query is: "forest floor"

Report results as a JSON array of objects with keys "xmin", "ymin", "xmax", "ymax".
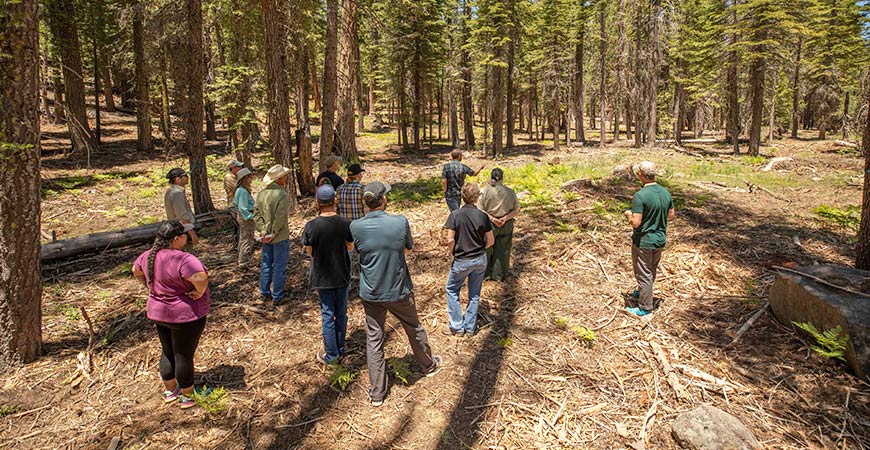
[{"xmin": 2, "ymin": 110, "xmax": 870, "ymax": 449}]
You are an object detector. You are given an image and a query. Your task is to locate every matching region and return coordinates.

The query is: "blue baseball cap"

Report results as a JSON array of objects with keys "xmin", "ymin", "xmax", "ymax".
[{"xmin": 316, "ymin": 184, "xmax": 336, "ymax": 203}]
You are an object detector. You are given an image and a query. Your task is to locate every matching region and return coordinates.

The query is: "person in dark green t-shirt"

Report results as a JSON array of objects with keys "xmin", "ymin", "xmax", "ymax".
[{"xmin": 623, "ymin": 161, "xmax": 675, "ymax": 316}]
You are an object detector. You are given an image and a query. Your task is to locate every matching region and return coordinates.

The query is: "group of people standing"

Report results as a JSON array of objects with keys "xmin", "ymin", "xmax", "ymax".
[{"xmin": 134, "ymin": 150, "xmax": 673, "ymax": 409}]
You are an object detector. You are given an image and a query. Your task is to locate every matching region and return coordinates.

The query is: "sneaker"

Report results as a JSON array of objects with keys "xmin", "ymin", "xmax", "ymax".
[
  {"xmin": 371, "ymin": 398, "xmax": 384, "ymax": 407},
  {"xmin": 464, "ymin": 328, "xmax": 478, "ymax": 337},
  {"xmin": 273, "ymin": 298, "xmax": 286, "ymax": 307},
  {"xmin": 178, "ymin": 394, "xmax": 196, "ymax": 409},
  {"xmin": 441, "ymin": 328, "xmax": 464, "ymax": 337},
  {"xmin": 632, "ymin": 290, "xmax": 640, "ymax": 298},
  {"xmin": 316, "ymin": 351, "xmax": 338, "ymax": 365},
  {"xmin": 425, "ymin": 355, "xmax": 443, "ymax": 378},
  {"xmin": 625, "ymin": 306, "xmax": 651, "ymax": 317},
  {"xmin": 162, "ymin": 386, "xmax": 181, "ymax": 404},
  {"xmin": 260, "ymin": 294, "xmax": 270, "ymax": 303}
]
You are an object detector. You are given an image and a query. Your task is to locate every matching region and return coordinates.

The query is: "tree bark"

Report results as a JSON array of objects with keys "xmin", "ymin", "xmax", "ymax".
[
  {"xmin": 599, "ymin": 3, "xmax": 606, "ymax": 148},
  {"xmin": 790, "ymin": 37, "xmax": 802, "ymax": 139},
  {"xmin": 53, "ymin": 71, "xmax": 65, "ymax": 121},
  {"xmin": 491, "ymin": 53, "xmax": 505, "ymax": 157},
  {"xmin": 263, "ymin": 0, "xmax": 298, "ymax": 207},
  {"xmin": 336, "ymin": 0, "xmax": 359, "ymax": 160},
  {"xmin": 132, "ymin": 4, "xmax": 151, "ymax": 152},
  {"xmin": 296, "ymin": 44, "xmax": 315, "ymax": 196},
  {"xmin": 0, "ymin": 0, "xmax": 43, "ymax": 366},
  {"xmin": 46, "ymin": 0, "xmax": 93, "ymax": 153},
  {"xmin": 319, "ymin": 0, "xmax": 339, "ymax": 169},
  {"xmin": 203, "ymin": 21, "xmax": 217, "ymax": 141},
  {"xmin": 310, "ymin": 47, "xmax": 321, "ymax": 113},
  {"xmin": 748, "ymin": 55, "xmax": 765, "ymax": 156},
  {"xmin": 92, "ymin": 30, "xmax": 101, "ymax": 148},
  {"xmin": 506, "ymin": 27, "xmax": 515, "ymax": 150},
  {"xmin": 726, "ymin": 1, "xmax": 740, "ymax": 153},
  {"xmin": 768, "ymin": 70, "xmax": 776, "ymax": 141},
  {"xmin": 646, "ymin": 0, "xmax": 660, "ymax": 146},
  {"xmin": 102, "ymin": 65, "xmax": 116, "ymax": 112},
  {"xmin": 460, "ymin": 0, "xmax": 475, "ymax": 150},
  {"xmin": 857, "ymin": 86, "xmax": 870, "ymax": 269},
  {"xmin": 574, "ymin": 26, "xmax": 586, "ymax": 144},
  {"xmin": 179, "ymin": 0, "xmax": 214, "ymax": 213}
]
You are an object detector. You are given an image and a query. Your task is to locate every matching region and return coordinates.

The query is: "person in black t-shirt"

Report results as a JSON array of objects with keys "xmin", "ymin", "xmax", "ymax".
[
  {"xmin": 443, "ymin": 183, "xmax": 494, "ymax": 336},
  {"xmin": 316, "ymin": 155, "xmax": 345, "ymax": 189},
  {"xmin": 302, "ymin": 184, "xmax": 354, "ymax": 364}
]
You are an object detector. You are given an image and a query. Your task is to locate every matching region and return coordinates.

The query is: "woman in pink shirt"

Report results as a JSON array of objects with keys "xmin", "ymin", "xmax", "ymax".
[{"xmin": 132, "ymin": 220, "xmax": 210, "ymax": 409}]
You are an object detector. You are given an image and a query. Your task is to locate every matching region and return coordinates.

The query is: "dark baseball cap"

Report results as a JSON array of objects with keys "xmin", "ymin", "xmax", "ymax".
[
  {"xmin": 491, "ymin": 168, "xmax": 504, "ymax": 181},
  {"xmin": 347, "ymin": 163, "xmax": 365, "ymax": 176},
  {"xmin": 156, "ymin": 220, "xmax": 194, "ymax": 239},
  {"xmin": 166, "ymin": 168, "xmax": 188, "ymax": 181},
  {"xmin": 363, "ymin": 181, "xmax": 391, "ymax": 205},
  {"xmin": 316, "ymin": 184, "xmax": 336, "ymax": 202}
]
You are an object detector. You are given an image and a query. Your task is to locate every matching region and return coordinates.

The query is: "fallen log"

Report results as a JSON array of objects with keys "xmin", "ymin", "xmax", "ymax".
[{"xmin": 40, "ymin": 210, "xmax": 231, "ymax": 262}]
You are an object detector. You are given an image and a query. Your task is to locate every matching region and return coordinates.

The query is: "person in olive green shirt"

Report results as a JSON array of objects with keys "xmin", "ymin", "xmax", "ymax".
[
  {"xmin": 254, "ymin": 165, "xmax": 291, "ymax": 306},
  {"xmin": 623, "ymin": 161, "xmax": 675, "ymax": 316},
  {"xmin": 478, "ymin": 168, "xmax": 521, "ymax": 281}
]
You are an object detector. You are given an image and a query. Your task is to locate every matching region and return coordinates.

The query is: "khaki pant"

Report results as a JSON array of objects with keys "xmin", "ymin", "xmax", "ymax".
[
  {"xmin": 238, "ymin": 219, "xmax": 255, "ymax": 266},
  {"xmin": 362, "ymin": 293, "xmax": 435, "ymax": 402},
  {"xmin": 632, "ymin": 245, "xmax": 663, "ymax": 311}
]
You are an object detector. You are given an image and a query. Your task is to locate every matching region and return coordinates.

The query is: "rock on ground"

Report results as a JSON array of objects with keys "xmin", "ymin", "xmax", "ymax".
[
  {"xmin": 671, "ymin": 405, "xmax": 762, "ymax": 450},
  {"xmin": 761, "ymin": 156, "xmax": 794, "ymax": 172},
  {"xmin": 768, "ymin": 264, "xmax": 870, "ymax": 378}
]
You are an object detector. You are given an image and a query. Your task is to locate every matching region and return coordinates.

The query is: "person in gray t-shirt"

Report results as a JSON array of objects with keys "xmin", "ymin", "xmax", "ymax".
[{"xmin": 350, "ymin": 181, "xmax": 442, "ymax": 406}]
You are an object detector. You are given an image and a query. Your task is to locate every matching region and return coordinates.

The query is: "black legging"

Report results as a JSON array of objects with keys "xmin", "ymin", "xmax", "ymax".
[{"xmin": 154, "ymin": 316, "xmax": 207, "ymax": 389}]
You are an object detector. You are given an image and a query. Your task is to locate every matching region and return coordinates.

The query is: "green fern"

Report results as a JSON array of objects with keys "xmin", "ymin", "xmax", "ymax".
[
  {"xmin": 327, "ymin": 364, "xmax": 358, "ymax": 391},
  {"xmin": 793, "ymin": 322, "xmax": 849, "ymax": 362},
  {"xmin": 194, "ymin": 386, "xmax": 228, "ymax": 414}
]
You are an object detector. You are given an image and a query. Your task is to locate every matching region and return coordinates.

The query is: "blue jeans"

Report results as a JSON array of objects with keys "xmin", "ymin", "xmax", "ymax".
[
  {"xmin": 446, "ymin": 196, "xmax": 460, "ymax": 212},
  {"xmin": 445, "ymin": 254, "xmax": 487, "ymax": 333},
  {"xmin": 260, "ymin": 239, "xmax": 289, "ymax": 301},
  {"xmin": 318, "ymin": 287, "xmax": 348, "ymax": 362}
]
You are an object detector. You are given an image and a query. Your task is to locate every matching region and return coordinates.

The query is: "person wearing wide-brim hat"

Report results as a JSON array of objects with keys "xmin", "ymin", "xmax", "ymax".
[
  {"xmin": 254, "ymin": 165, "xmax": 291, "ymax": 306},
  {"xmin": 164, "ymin": 167, "xmax": 198, "ymax": 245},
  {"xmin": 233, "ymin": 168, "xmax": 256, "ymax": 267}
]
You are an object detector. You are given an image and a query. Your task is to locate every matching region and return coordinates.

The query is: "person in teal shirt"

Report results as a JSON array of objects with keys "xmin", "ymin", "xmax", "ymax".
[
  {"xmin": 623, "ymin": 161, "xmax": 675, "ymax": 316},
  {"xmin": 232, "ymin": 168, "xmax": 255, "ymax": 267}
]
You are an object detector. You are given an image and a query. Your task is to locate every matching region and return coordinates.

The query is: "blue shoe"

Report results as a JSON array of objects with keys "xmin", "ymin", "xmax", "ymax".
[
  {"xmin": 632, "ymin": 290, "xmax": 640, "ymax": 298},
  {"xmin": 626, "ymin": 307, "xmax": 651, "ymax": 317}
]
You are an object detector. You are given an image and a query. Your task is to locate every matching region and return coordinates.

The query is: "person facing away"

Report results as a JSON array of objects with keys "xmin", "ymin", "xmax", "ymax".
[
  {"xmin": 316, "ymin": 155, "xmax": 345, "ymax": 189},
  {"xmin": 132, "ymin": 220, "xmax": 210, "ymax": 409},
  {"xmin": 233, "ymin": 168, "xmax": 256, "ymax": 267},
  {"xmin": 302, "ymin": 184, "xmax": 354, "ymax": 365},
  {"xmin": 350, "ymin": 181, "xmax": 442, "ymax": 407},
  {"xmin": 336, "ymin": 163, "xmax": 366, "ymax": 221},
  {"xmin": 164, "ymin": 167, "xmax": 198, "ymax": 243},
  {"xmin": 254, "ymin": 164, "xmax": 291, "ymax": 306},
  {"xmin": 443, "ymin": 183, "xmax": 494, "ymax": 337},
  {"xmin": 478, "ymin": 168, "xmax": 520, "ymax": 281},
  {"xmin": 224, "ymin": 159, "xmax": 245, "ymax": 246},
  {"xmin": 442, "ymin": 149, "xmax": 484, "ymax": 212},
  {"xmin": 623, "ymin": 161, "xmax": 675, "ymax": 317}
]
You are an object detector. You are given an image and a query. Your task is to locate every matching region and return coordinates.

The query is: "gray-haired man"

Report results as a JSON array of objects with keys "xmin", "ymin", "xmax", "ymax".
[{"xmin": 623, "ymin": 161, "xmax": 675, "ymax": 316}]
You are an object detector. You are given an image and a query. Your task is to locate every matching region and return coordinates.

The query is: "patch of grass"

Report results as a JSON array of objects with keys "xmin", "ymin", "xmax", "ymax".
[
  {"xmin": 562, "ymin": 191, "xmax": 580, "ymax": 203},
  {"xmin": 387, "ymin": 357, "xmax": 413, "ymax": 385},
  {"xmin": 135, "ymin": 187, "xmax": 160, "ymax": 199},
  {"xmin": 134, "ymin": 297, "xmax": 147, "ymax": 309},
  {"xmin": 552, "ymin": 316, "xmax": 569, "ymax": 330},
  {"xmin": 194, "ymin": 386, "xmax": 229, "ymax": 415},
  {"xmin": 0, "ymin": 405, "xmax": 16, "ymax": 417},
  {"xmin": 135, "ymin": 216, "xmax": 159, "ymax": 226},
  {"xmin": 793, "ymin": 322, "xmax": 849, "ymax": 362},
  {"xmin": 497, "ymin": 337, "xmax": 513, "ymax": 348},
  {"xmin": 55, "ymin": 304, "xmax": 80, "ymax": 322},
  {"xmin": 95, "ymin": 290, "xmax": 112, "ymax": 301},
  {"xmin": 389, "ymin": 176, "xmax": 443, "ymax": 206},
  {"xmin": 328, "ymin": 364, "xmax": 358, "ymax": 391},
  {"xmin": 555, "ymin": 221, "xmax": 580, "ymax": 233},
  {"xmin": 571, "ymin": 326, "xmax": 596, "ymax": 346},
  {"xmin": 741, "ymin": 155, "xmax": 767, "ymax": 165},
  {"xmin": 106, "ymin": 207, "xmax": 129, "ymax": 219},
  {"xmin": 101, "ymin": 329, "xmax": 117, "ymax": 346},
  {"xmin": 812, "ymin": 204, "xmax": 860, "ymax": 231},
  {"xmin": 103, "ymin": 184, "xmax": 121, "ymax": 195},
  {"xmin": 543, "ymin": 232, "xmax": 556, "ymax": 244}
]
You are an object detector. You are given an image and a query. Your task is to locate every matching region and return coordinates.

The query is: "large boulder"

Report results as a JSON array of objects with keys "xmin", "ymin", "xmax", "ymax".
[
  {"xmin": 768, "ymin": 264, "xmax": 870, "ymax": 378},
  {"xmin": 671, "ymin": 405, "xmax": 762, "ymax": 450}
]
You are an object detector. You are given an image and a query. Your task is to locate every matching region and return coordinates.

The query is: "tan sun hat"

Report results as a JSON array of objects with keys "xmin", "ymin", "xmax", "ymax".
[
  {"xmin": 236, "ymin": 168, "xmax": 252, "ymax": 185},
  {"xmin": 263, "ymin": 164, "xmax": 291, "ymax": 185}
]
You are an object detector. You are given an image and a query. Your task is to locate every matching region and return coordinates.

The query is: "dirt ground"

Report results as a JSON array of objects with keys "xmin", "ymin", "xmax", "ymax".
[{"xmin": 1, "ymin": 111, "xmax": 869, "ymax": 449}]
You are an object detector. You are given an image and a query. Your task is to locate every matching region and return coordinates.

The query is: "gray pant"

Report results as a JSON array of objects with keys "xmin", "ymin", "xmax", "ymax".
[
  {"xmin": 238, "ymin": 219, "xmax": 255, "ymax": 266},
  {"xmin": 632, "ymin": 245, "xmax": 663, "ymax": 311},
  {"xmin": 362, "ymin": 293, "xmax": 435, "ymax": 402}
]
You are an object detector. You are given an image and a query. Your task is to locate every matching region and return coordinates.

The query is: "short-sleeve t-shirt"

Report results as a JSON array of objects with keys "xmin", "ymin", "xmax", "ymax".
[
  {"xmin": 350, "ymin": 210, "xmax": 414, "ymax": 302},
  {"xmin": 133, "ymin": 249, "xmax": 210, "ymax": 323},
  {"xmin": 316, "ymin": 171, "xmax": 345, "ymax": 190},
  {"xmin": 630, "ymin": 183, "xmax": 674, "ymax": 249},
  {"xmin": 442, "ymin": 160, "xmax": 475, "ymax": 200},
  {"xmin": 301, "ymin": 215, "xmax": 353, "ymax": 289},
  {"xmin": 444, "ymin": 205, "xmax": 492, "ymax": 259}
]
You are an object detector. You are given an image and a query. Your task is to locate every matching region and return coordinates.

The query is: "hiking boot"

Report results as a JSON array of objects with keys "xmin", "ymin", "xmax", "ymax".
[
  {"xmin": 625, "ymin": 306, "xmax": 651, "ymax": 317},
  {"xmin": 162, "ymin": 386, "xmax": 182, "ymax": 404},
  {"xmin": 425, "ymin": 355, "xmax": 443, "ymax": 378},
  {"xmin": 273, "ymin": 298, "xmax": 286, "ymax": 307},
  {"xmin": 441, "ymin": 328, "xmax": 464, "ymax": 337}
]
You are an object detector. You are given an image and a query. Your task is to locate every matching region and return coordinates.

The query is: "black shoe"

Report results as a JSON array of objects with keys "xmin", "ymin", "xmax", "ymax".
[
  {"xmin": 260, "ymin": 295, "xmax": 270, "ymax": 303},
  {"xmin": 273, "ymin": 298, "xmax": 286, "ymax": 307},
  {"xmin": 464, "ymin": 328, "xmax": 478, "ymax": 337}
]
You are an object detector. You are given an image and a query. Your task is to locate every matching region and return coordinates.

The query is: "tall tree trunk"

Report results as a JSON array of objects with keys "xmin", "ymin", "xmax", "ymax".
[
  {"xmin": 491, "ymin": 55, "xmax": 505, "ymax": 157},
  {"xmin": 180, "ymin": 0, "xmax": 214, "ymax": 213},
  {"xmin": 674, "ymin": 82, "xmax": 684, "ymax": 145},
  {"xmin": 768, "ymin": 70, "xmax": 776, "ymax": 141},
  {"xmin": 412, "ymin": 61, "xmax": 422, "ymax": 152},
  {"xmin": 296, "ymin": 44, "xmax": 315, "ymax": 196},
  {"xmin": 633, "ymin": 0, "xmax": 643, "ymax": 147},
  {"xmin": 203, "ymin": 22, "xmax": 217, "ymax": 141},
  {"xmin": 0, "ymin": 0, "xmax": 43, "ymax": 367},
  {"xmin": 790, "ymin": 37, "xmax": 802, "ymax": 139},
  {"xmin": 856, "ymin": 86, "xmax": 870, "ymax": 269},
  {"xmin": 574, "ymin": 27, "xmax": 586, "ymax": 144},
  {"xmin": 599, "ymin": 4, "xmax": 606, "ymax": 148},
  {"xmin": 53, "ymin": 71, "xmax": 66, "ymax": 121},
  {"xmin": 102, "ymin": 66, "xmax": 116, "ymax": 112},
  {"xmin": 310, "ymin": 47, "xmax": 321, "ymax": 113},
  {"xmin": 336, "ymin": 0, "xmax": 359, "ymax": 160},
  {"xmin": 505, "ymin": 14, "xmax": 516, "ymax": 150},
  {"xmin": 460, "ymin": 0, "xmax": 475, "ymax": 150},
  {"xmin": 646, "ymin": 0, "xmax": 660, "ymax": 146},
  {"xmin": 842, "ymin": 91, "xmax": 850, "ymax": 140},
  {"xmin": 47, "ymin": 0, "xmax": 93, "ymax": 153},
  {"xmin": 747, "ymin": 56, "xmax": 765, "ymax": 156},
  {"xmin": 726, "ymin": 1, "xmax": 739, "ymax": 153},
  {"xmin": 160, "ymin": 55, "xmax": 172, "ymax": 143},
  {"xmin": 319, "ymin": 0, "xmax": 339, "ymax": 169},
  {"xmin": 92, "ymin": 30, "xmax": 101, "ymax": 149},
  {"xmin": 133, "ymin": 3, "xmax": 151, "ymax": 152},
  {"xmin": 263, "ymin": 0, "xmax": 298, "ymax": 207}
]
